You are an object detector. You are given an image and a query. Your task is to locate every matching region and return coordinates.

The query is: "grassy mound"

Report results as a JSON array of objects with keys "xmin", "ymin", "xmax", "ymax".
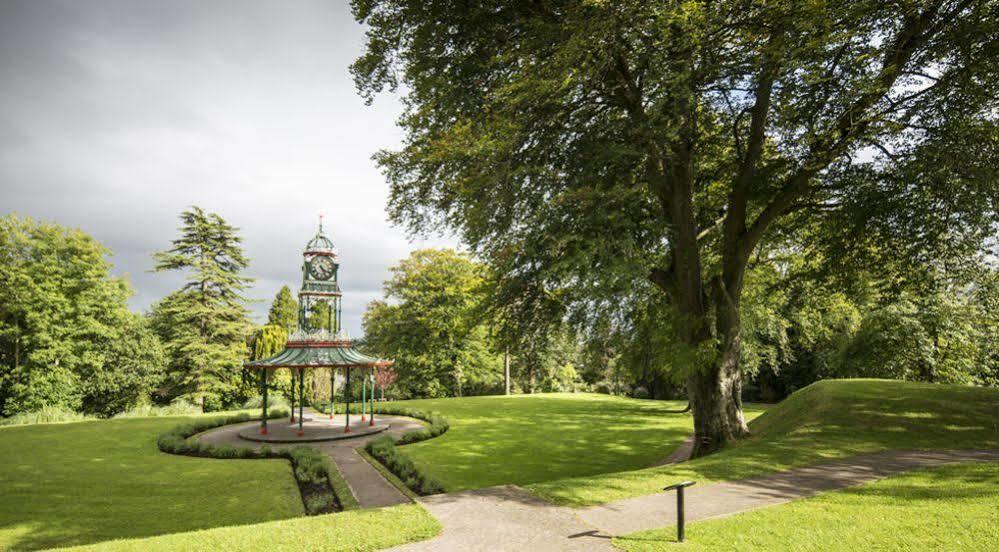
[{"xmin": 530, "ymin": 379, "xmax": 999, "ymax": 506}]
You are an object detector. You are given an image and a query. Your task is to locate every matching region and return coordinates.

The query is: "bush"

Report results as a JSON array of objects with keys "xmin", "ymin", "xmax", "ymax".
[
  {"xmin": 0, "ymin": 406, "xmax": 94, "ymax": 426},
  {"xmin": 355, "ymin": 404, "xmax": 449, "ymax": 496},
  {"xmin": 113, "ymin": 400, "xmax": 201, "ymax": 418},
  {"xmin": 366, "ymin": 436, "xmax": 444, "ymax": 495},
  {"xmin": 242, "ymin": 395, "xmax": 289, "ymax": 410},
  {"xmin": 305, "ymin": 493, "xmax": 337, "ymax": 514}
]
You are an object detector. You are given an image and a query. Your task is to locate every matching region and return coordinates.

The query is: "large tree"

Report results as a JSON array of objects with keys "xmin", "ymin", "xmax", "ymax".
[
  {"xmin": 0, "ymin": 215, "xmax": 164, "ymax": 417},
  {"xmin": 352, "ymin": 0, "xmax": 999, "ymax": 454},
  {"xmin": 151, "ymin": 207, "xmax": 253, "ymax": 410},
  {"xmin": 363, "ymin": 249, "xmax": 501, "ymax": 398}
]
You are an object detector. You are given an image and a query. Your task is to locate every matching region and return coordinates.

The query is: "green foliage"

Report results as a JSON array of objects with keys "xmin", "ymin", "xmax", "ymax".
[
  {"xmin": 78, "ymin": 312, "xmax": 167, "ymax": 417},
  {"xmin": 358, "ymin": 404, "xmax": 449, "ymax": 495},
  {"xmin": 250, "ymin": 325, "xmax": 287, "ymax": 362},
  {"xmin": 367, "ymin": 436, "xmax": 445, "ymax": 495},
  {"xmin": 151, "ymin": 206, "xmax": 253, "ymax": 410},
  {"xmin": 267, "ymin": 285, "xmax": 298, "ymax": 331},
  {"xmin": 739, "ymin": 257, "xmax": 998, "ymax": 399},
  {"xmin": 0, "ymin": 405, "xmax": 94, "ymax": 426},
  {"xmin": 363, "ymin": 249, "xmax": 502, "ymax": 398},
  {"xmin": 352, "ymin": 0, "xmax": 999, "ymax": 442},
  {"xmin": 0, "ymin": 214, "xmax": 165, "ymax": 418},
  {"xmin": 112, "ymin": 400, "xmax": 201, "ymax": 418}
]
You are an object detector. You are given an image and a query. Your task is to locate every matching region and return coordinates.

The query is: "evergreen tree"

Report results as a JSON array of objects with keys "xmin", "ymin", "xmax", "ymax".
[
  {"xmin": 267, "ymin": 285, "xmax": 298, "ymax": 331},
  {"xmin": 151, "ymin": 207, "xmax": 252, "ymax": 410}
]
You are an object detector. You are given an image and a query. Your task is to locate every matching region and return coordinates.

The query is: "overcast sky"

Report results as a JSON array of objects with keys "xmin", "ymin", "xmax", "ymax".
[{"xmin": 0, "ymin": 0, "xmax": 457, "ymax": 336}]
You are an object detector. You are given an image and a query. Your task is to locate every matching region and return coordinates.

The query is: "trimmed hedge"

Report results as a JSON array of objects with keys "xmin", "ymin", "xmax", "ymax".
[
  {"xmin": 358, "ymin": 404, "xmax": 449, "ymax": 496},
  {"xmin": 155, "ymin": 408, "xmax": 360, "ymax": 514},
  {"xmin": 366, "ymin": 436, "xmax": 444, "ymax": 495}
]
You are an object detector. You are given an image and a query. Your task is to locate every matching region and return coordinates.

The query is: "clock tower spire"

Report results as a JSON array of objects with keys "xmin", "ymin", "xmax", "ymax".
[{"xmin": 299, "ymin": 219, "xmax": 342, "ymax": 334}]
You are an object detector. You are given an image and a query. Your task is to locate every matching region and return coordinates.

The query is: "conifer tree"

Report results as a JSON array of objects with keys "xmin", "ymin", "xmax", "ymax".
[
  {"xmin": 267, "ymin": 285, "xmax": 298, "ymax": 331},
  {"xmin": 151, "ymin": 207, "xmax": 252, "ymax": 410}
]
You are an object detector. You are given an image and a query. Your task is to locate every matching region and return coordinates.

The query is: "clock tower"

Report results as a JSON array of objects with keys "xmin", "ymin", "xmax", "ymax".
[{"xmin": 297, "ymin": 217, "xmax": 343, "ymax": 335}]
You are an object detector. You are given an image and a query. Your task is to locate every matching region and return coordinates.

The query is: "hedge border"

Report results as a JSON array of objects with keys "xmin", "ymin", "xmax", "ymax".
[
  {"xmin": 155, "ymin": 408, "xmax": 360, "ymax": 513},
  {"xmin": 354, "ymin": 403, "xmax": 450, "ymax": 496}
]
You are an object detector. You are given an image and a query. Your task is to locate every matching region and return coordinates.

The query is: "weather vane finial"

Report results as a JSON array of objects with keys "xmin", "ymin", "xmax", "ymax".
[{"xmin": 318, "ymin": 212, "xmax": 325, "ymax": 232}]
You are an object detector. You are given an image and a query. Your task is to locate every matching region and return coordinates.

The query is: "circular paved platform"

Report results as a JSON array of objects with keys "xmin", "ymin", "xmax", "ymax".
[{"xmin": 237, "ymin": 417, "xmax": 390, "ymax": 443}]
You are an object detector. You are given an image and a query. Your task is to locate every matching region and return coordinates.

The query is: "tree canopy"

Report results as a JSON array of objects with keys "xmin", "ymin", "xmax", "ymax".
[
  {"xmin": 353, "ymin": 0, "xmax": 999, "ymax": 455},
  {"xmin": 363, "ymin": 249, "xmax": 502, "ymax": 398},
  {"xmin": 151, "ymin": 207, "xmax": 253, "ymax": 410},
  {"xmin": 0, "ymin": 214, "xmax": 164, "ymax": 417}
]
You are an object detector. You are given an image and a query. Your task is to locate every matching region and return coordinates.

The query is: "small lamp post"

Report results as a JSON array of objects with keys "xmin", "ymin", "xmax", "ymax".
[{"xmin": 663, "ymin": 481, "xmax": 696, "ymax": 543}]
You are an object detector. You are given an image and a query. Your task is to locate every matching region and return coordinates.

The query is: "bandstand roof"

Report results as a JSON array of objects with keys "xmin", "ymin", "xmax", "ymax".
[{"xmin": 245, "ymin": 329, "xmax": 391, "ymax": 369}]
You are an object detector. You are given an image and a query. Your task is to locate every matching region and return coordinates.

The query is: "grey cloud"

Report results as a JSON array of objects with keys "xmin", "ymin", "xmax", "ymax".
[{"xmin": 0, "ymin": 0, "xmax": 458, "ymax": 336}]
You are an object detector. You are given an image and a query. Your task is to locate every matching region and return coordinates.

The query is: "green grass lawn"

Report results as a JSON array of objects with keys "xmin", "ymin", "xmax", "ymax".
[
  {"xmin": 529, "ymin": 380, "xmax": 999, "ymax": 506},
  {"xmin": 60, "ymin": 503, "xmax": 441, "ymax": 552},
  {"xmin": 613, "ymin": 461, "xmax": 999, "ymax": 551},
  {"xmin": 387, "ymin": 393, "xmax": 767, "ymax": 491},
  {"xmin": 0, "ymin": 414, "xmax": 305, "ymax": 551}
]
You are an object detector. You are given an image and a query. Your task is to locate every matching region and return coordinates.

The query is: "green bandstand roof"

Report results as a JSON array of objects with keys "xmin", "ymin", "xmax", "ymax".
[{"xmin": 245, "ymin": 329, "xmax": 391, "ymax": 369}]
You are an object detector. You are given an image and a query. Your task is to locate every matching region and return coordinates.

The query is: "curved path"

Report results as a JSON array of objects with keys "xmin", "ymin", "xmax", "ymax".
[
  {"xmin": 391, "ymin": 449, "xmax": 999, "ymax": 551},
  {"xmin": 198, "ymin": 409, "xmax": 423, "ymax": 509}
]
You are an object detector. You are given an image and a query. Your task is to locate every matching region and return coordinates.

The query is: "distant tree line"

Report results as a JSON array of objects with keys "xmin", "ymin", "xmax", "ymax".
[
  {"xmin": 2, "ymin": 205, "xmax": 995, "ymax": 419},
  {"xmin": 360, "ymin": 246, "xmax": 998, "ymax": 402}
]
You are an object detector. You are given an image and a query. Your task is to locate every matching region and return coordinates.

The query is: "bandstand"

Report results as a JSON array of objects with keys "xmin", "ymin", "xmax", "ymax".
[{"xmin": 243, "ymin": 219, "xmax": 393, "ymax": 441}]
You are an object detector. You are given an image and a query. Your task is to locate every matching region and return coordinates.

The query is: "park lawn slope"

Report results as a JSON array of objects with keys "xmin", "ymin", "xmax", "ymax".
[
  {"xmin": 0, "ymin": 415, "xmax": 303, "ymax": 551},
  {"xmin": 388, "ymin": 393, "xmax": 766, "ymax": 492},
  {"xmin": 529, "ymin": 380, "xmax": 999, "ymax": 506},
  {"xmin": 612, "ymin": 461, "xmax": 999, "ymax": 551},
  {"xmin": 58, "ymin": 504, "xmax": 441, "ymax": 552}
]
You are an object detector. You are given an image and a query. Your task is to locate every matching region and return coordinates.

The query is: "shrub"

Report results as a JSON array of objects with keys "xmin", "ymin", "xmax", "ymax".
[
  {"xmin": 346, "ymin": 403, "xmax": 449, "ymax": 495},
  {"xmin": 305, "ymin": 493, "xmax": 337, "ymax": 514},
  {"xmin": 0, "ymin": 406, "xmax": 94, "ymax": 426},
  {"xmin": 113, "ymin": 400, "xmax": 201, "ymax": 418},
  {"xmin": 242, "ymin": 395, "xmax": 289, "ymax": 410},
  {"xmin": 366, "ymin": 435, "xmax": 445, "ymax": 496}
]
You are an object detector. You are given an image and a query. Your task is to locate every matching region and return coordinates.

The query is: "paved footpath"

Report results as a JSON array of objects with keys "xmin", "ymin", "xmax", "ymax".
[
  {"xmin": 198, "ymin": 408, "xmax": 422, "ymax": 509},
  {"xmin": 391, "ymin": 449, "xmax": 999, "ymax": 551}
]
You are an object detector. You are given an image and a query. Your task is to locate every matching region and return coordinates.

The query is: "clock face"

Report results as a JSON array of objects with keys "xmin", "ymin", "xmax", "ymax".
[{"xmin": 309, "ymin": 256, "xmax": 335, "ymax": 280}]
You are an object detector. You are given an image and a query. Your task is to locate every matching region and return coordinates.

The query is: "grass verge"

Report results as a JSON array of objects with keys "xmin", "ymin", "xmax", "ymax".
[
  {"xmin": 59, "ymin": 503, "xmax": 442, "ymax": 552},
  {"xmin": 612, "ymin": 461, "xmax": 999, "ymax": 551}
]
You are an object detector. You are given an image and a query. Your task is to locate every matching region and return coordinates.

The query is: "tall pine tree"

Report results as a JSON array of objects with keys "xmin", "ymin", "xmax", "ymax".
[
  {"xmin": 151, "ymin": 207, "xmax": 252, "ymax": 410},
  {"xmin": 267, "ymin": 285, "xmax": 298, "ymax": 330}
]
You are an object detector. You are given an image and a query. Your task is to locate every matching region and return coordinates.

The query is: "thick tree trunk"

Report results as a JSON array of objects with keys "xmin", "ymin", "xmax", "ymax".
[
  {"xmin": 687, "ymin": 338, "xmax": 749, "ymax": 457},
  {"xmin": 687, "ymin": 281, "xmax": 750, "ymax": 457}
]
